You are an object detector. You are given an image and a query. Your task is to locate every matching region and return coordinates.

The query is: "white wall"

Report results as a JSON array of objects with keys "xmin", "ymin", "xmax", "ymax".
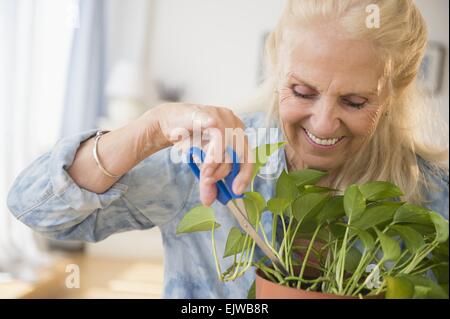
[{"xmin": 149, "ymin": 0, "xmax": 287, "ymax": 109}]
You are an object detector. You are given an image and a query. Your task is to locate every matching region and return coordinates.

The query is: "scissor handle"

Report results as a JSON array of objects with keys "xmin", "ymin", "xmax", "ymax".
[{"xmin": 187, "ymin": 146, "xmax": 244, "ymax": 205}]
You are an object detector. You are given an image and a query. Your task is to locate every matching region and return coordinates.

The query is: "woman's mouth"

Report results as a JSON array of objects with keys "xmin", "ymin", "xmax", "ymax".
[{"xmin": 303, "ymin": 128, "xmax": 345, "ymax": 149}]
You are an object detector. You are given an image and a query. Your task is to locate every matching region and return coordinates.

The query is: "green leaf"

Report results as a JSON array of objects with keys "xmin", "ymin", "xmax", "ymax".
[
  {"xmin": 252, "ymin": 142, "xmax": 286, "ymax": 182},
  {"xmin": 243, "ymin": 197, "xmax": 259, "ymax": 227},
  {"xmin": 430, "ymin": 212, "xmax": 449, "ymax": 243},
  {"xmin": 288, "ymin": 169, "xmax": 327, "ymax": 188},
  {"xmin": 176, "ymin": 205, "xmax": 220, "ymax": 234},
  {"xmin": 348, "ymin": 226, "xmax": 375, "ymax": 250},
  {"xmin": 222, "ymin": 262, "xmax": 239, "ymax": 277},
  {"xmin": 441, "ymin": 283, "xmax": 449, "ymax": 296},
  {"xmin": 359, "ymin": 181, "xmax": 404, "ymax": 201},
  {"xmin": 300, "ymin": 185, "xmax": 336, "ymax": 195},
  {"xmin": 244, "ymin": 191, "xmax": 266, "ymax": 213},
  {"xmin": 431, "ymin": 261, "xmax": 449, "ymax": 286},
  {"xmin": 267, "ymin": 197, "xmax": 290, "ymax": 215},
  {"xmin": 294, "ymin": 219, "xmax": 319, "ymax": 236},
  {"xmin": 434, "ymin": 239, "xmax": 449, "ymax": 259},
  {"xmin": 292, "ymin": 193, "xmax": 329, "ymax": 222},
  {"xmin": 390, "ymin": 225, "xmax": 425, "ymax": 254},
  {"xmin": 353, "ymin": 202, "xmax": 403, "ymax": 230},
  {"xmin": 315, "ymin": 196, "xmax": 345, "ymax": 224},
  {"xmin": 393, "ymin": 203, "xmax": 433, "ymax": 225},
  {"xmin": 385, "ymin": 276, "xmax": 414, "ymax": 299},
  {"xmin": 329, "ymin": 223, "xmax": 347, "ymax": 239},
  {"xmin": 276, "ymin": 170, "xmax": 298, "ymax": 201},
  {"xmin": 243, "ymin": 191, "xmax": 266, "ymax": 226},
  {"xmin": 408, "ymin": 224, "xmax": 436, "ymax": 236},
  {"xmin": 343, "ymin": 185, "xmax": 366, "ymax": 220},
  {"xmin": 344, "ymin": 247, "xmax": 362, "ymax": 273},
  {"xmin": 247, "ymin": 279, "xmax": 256, "ymax": 299},
  {"xmin": 413, "ymin": 286, "xmax": 432, "ymax": 298},
  {"xmin": 223, "ymin": 227, "xmax": 248, "ymax": 258},
  {"xmin": 400, "ymin": 274, "xmax": 449, "ymax": 299},
  {"xmin": 375, "ymin": 228, "xmax": 401, "ymax": 262}
]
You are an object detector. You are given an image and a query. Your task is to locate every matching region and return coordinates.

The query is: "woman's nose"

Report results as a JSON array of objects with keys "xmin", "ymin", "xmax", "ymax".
[{"xmin": 309, "ymin": 97, "xmax": 341, "ymax": 137}]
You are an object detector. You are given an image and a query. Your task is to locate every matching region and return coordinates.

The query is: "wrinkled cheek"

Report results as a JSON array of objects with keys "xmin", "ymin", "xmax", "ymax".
[
  {"xmin": 364, "ymin": 111, "xmax": 383, "ymax": 139},
  {"xmin": 352, "ymin": 106, "xmax": 382, "ymax": 132},
  {"xmin": 278, "ymin": 99, "xmax": 304, "ymax": 125},
  {"xmin": 351, "ymin": 117, "xmax": 381, "ymax": 149},
  {"xmin": 278, "ymin": 104, "xmax": 305, "ymax": 146}
]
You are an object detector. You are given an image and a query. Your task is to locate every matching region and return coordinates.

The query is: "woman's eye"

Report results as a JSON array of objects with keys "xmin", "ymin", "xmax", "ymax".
[
  {"xmin": 293, "ymin": 91, "xmax": 315, "ymax": 99},
  {"xmin": 292, "ymin": 87, "xmax": 317, "ymax": 99},
  {"xmin": 341, "ymin": 97, "xmax": 367, "ymax": 109}
]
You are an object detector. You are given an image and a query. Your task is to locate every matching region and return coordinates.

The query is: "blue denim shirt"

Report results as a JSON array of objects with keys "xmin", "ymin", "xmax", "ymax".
[{"xmin": 7, "ymin": 112, "xmax": 449, "ymax": 298}]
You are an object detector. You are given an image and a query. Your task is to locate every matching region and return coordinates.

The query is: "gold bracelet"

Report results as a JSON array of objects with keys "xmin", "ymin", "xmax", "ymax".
[{"xmin": 92, "ymin": 130, "xmax": 121, "ymax": 178}]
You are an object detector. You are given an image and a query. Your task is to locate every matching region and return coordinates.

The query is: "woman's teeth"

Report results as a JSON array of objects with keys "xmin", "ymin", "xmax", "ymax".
[{"xmin": 305, "ymin": 129, "xmax": 341, "ymax": 146}]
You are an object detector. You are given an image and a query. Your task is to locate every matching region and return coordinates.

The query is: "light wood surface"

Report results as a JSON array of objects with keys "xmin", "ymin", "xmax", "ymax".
[{"xmin": 0, "ymin": 254, "xmax": 164, "ymax": 299}]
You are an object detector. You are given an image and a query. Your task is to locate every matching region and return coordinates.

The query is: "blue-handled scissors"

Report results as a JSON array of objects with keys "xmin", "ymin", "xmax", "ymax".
[{"xmin": 187, "ymin": 146, "xmax": 288, "ymax": 275}]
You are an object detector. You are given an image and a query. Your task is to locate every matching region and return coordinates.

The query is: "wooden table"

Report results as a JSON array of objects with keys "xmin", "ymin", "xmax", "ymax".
[{"xmin": 0, "ymin": 253, "xmax": 164, "ymax": 299}]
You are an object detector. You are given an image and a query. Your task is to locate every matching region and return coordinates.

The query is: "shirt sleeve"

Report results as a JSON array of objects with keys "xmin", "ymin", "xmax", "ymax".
[
  {"xmin": 419, "ymin": 158, "xmax": 449, "ymax": 220},
  {"xmin": 7, "ymin": 130, "xmax": 194, "ymax": 242}
]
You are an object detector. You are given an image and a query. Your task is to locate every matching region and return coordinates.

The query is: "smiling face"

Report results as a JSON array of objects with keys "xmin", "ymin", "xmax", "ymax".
[{"xmin": 277, "ymin": 25, "xmax": 388, "ymax": 173}]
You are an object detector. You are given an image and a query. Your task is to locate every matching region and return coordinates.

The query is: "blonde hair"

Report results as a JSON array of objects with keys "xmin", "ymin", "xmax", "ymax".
[{"xmin": 254, "ymin": 0, "xmax": 448, "ymax": 204}]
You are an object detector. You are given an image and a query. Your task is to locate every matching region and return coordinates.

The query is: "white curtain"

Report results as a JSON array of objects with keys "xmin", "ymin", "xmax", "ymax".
[
  {"xmin": 0, "ymin": 0, "xmax": 74, "ymax": 281},
  {"xmin": 0, "ymin": 0, "xmax": 157, "ymax": 277},
  {"xmin": 61, "ymin": 0, "xmax": 106, "ymax": 137}
]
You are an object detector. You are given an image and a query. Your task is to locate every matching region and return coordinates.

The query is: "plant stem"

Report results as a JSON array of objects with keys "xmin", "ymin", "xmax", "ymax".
[
  {"xmin": 257, "ymin": 263, "xmax": 284, "ymax": 283},
  {"xmin": 282, "ymin": 276, "xmax": 330, "ymax": 286},
  {"xmin": 343, "ymin": 250, "xmax": 373, "ymax": 295},
  {"xmin": 409, "ymin": 262, "xmax": 448, "ymax": 276},
  {"xmin": 271, "ymin": 215, "xmax": 278, "ymax": 249},
  {"xmin": 323, "ymin": 238, "xmax": 339, "ymax": 293},
  {"xmin": 254, "ymin": 263, "xmax": 277, "ymax": 283},
  {"xmin": 345, "ymin": 225, "xmax": 397, "ymax": 296},
  {"xmin": 235, "ymin": 241, "xmax": 257, "ymax": 279},
  {"xmin": 226, "ymin": 234, "xmax": 251, "ymax": 280},
  {"xmin": 278, "ymin": 207, "xmax": 296, "ymax": 275},
  {"xmin": 287, "ymin": 218, "xmax": 304, "ymax": 253},
  {"xmin": 336, "ymin": 215, "xmax": 352, "ymax": 292},
  {"xmin": 278, "ymin": 213, "xmax": 288, "ymax": 263},
  {"xmin": 297, "ymin": 224, "xmax": 321, "ymax": 289},
  {"xmin": 385, "ymin": 249, "xmax": 410, "ymax": 277},
  {"xmin": 352, "ymin": 258, "xmax": 384, "ymax": 296},
  {"xmin": 258, "ymin": 218, "xmax": 284, "ymax": 262},
  {"xmin": 317, "ymin": 231, "xmax": 333, "ymax": 293},
  {"xmin": 211, "ymin": 222, "xmax": 223, "ymax": 281},
  {"xmin": 227, "ymin": 218, "xmax": 265, "ymax": 281},
  {"xmin": 345, "ymin": 243, "xmax": 382, "ymax": 296}
]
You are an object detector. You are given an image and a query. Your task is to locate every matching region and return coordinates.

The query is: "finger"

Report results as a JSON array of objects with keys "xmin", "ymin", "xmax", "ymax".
[
  {"xmin": 232, "ymin": 161, "xmax": 254, "ymax": 195},
  {"xmin": 200, "ymin": 175, "xmax": 217, "ymax": 207},
  {"xmin": 190, "ymin": 108, "xmax": 216, "ymax": 130},
  {"xmin": 232, "ymin": 139, "xmax": 254, "ymax": 195},
  {"xmin": 202, "ymin": 127, "xmax": 225, "ymax": 178},
  {"xmin": 210, "ymin": 162, "xmax": 232, "ymax": 181}
]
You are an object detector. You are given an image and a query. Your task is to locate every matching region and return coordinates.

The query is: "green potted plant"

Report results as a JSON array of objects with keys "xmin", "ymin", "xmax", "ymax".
[{"xmin": 176, "ymin": 142, "xmax": 449, "ymax": 299}]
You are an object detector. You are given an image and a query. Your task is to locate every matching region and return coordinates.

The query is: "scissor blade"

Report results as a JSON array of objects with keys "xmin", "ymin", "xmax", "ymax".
[
  {"xmin": 226, "ymin": 200, "xmax": 289, "ymax": 276},
  {"xmin": 235, "ymin": 198, "xmax": 247, "ymax": 218}
]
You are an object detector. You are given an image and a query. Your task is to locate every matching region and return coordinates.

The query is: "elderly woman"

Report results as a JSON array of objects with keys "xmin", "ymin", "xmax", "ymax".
[{"xmin": 7, "ymin": 0, "xmax": 448, "ymax": 298}]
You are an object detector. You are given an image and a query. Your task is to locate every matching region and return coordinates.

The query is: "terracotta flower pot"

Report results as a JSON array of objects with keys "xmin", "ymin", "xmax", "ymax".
[{"xmin": 255, "ymin": 269, "xmax": 384, "ymax": 299}]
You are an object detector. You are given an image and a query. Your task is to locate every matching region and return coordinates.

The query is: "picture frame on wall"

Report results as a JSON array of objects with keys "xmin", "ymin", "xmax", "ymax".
[{"xmin": 419, "ymin": 41, "xmax": 446, "ymax": 95}]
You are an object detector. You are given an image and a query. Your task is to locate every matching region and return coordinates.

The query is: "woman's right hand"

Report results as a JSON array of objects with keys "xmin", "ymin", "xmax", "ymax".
[{"xmin": 149, "ymin": 103, "xmax": 254, "ymax": 207}]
